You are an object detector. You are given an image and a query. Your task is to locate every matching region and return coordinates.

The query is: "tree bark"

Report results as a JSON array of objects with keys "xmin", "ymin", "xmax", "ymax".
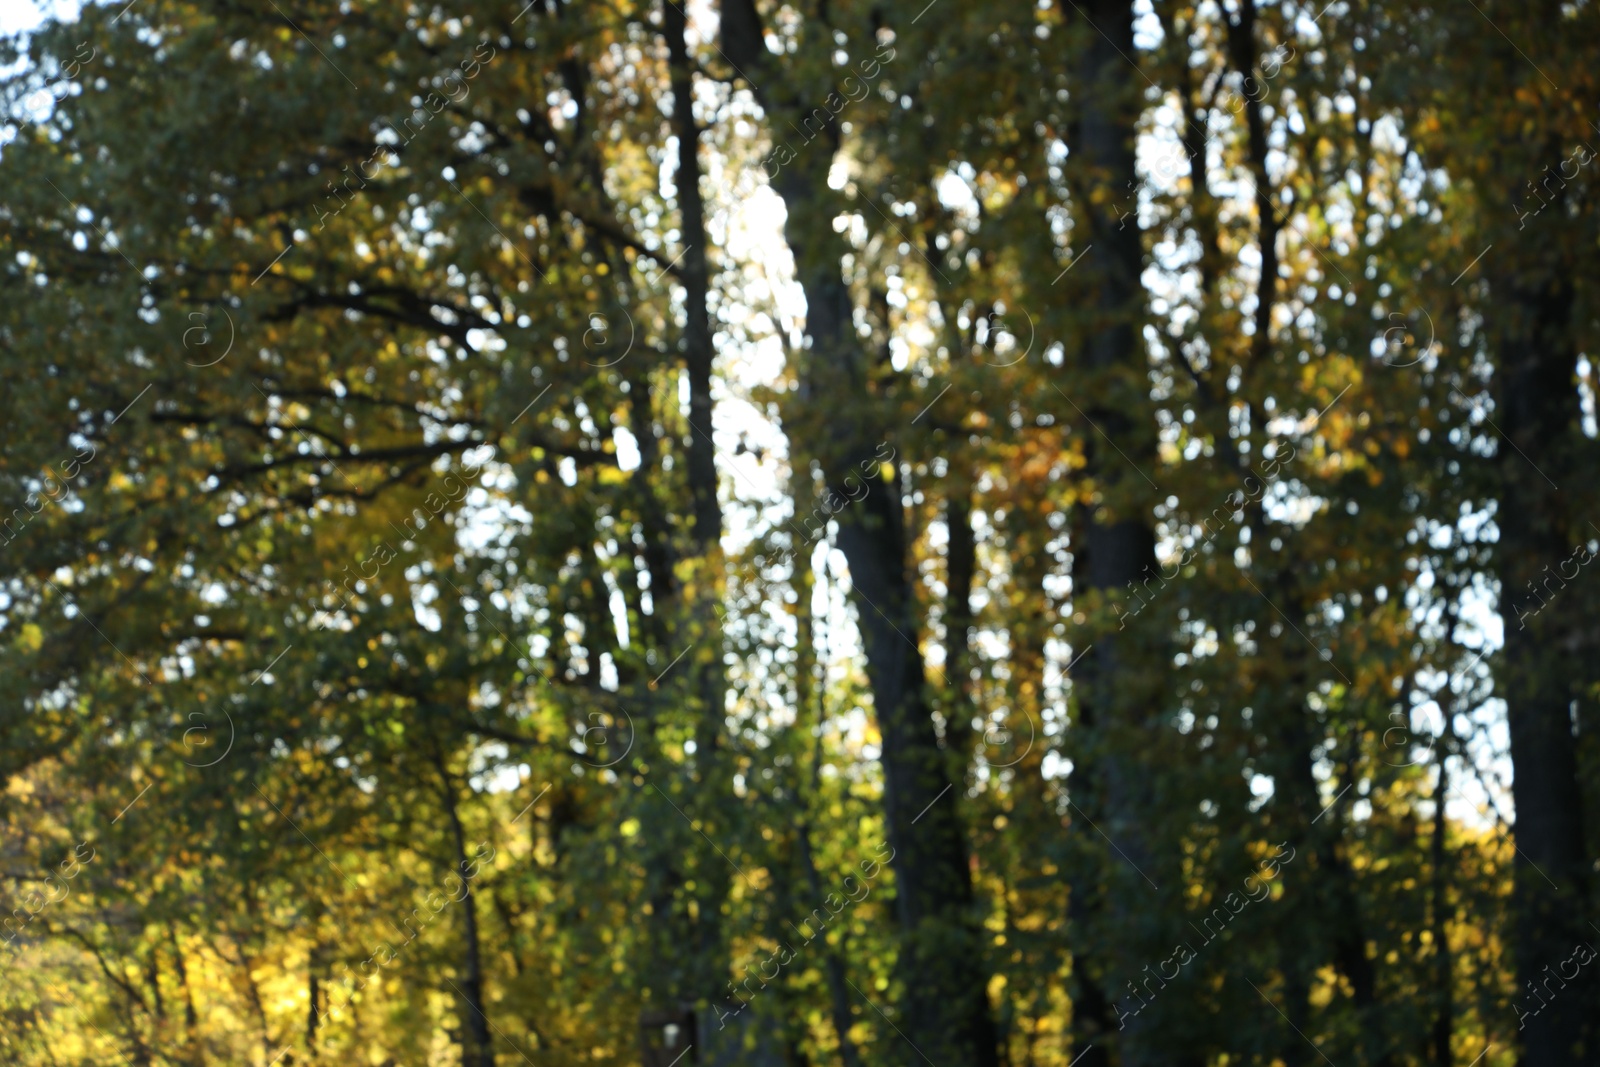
[
  {"xmin": 719, "ymin": 5, "xmax": 1000, "ymax": 1064},
  {"xmin": 659, "ymin": 0, "xmax": 734, "ymax": 1025},
  {"xmin": 664, "ymin": 0, "xmax": 721, "ymax": 550},
  {"xmin": 945, "ymin": 479, "xmax": 977, "ymax": 749},
  {"xmin": 437, "ymin": 755, "xmax": 494, "ymax": 1067},
  {"xmin": 1063, "ymin": 2, "xmax": 1161, "ymax": 1064},
  {"xmin": 1489, "ymin": 251, "xmax": 1591, "ymax": 1067},
  {"xmin": 1431, "ymin": 740, "xmax": 1454, "ymax": 1067}
]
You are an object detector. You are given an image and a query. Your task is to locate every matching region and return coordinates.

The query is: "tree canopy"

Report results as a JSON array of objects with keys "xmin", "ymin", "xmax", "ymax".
[{"xmin": 1, "ymin": 0, "xmax": 1598, "ymax": 1065}]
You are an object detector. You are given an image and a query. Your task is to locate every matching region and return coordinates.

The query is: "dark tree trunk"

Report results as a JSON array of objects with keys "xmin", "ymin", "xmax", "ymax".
[
  {"xmin": 796, "ymin": 820, "xmax": 866, "ymax": 1067},
  {"xmin": 660, "ymin": 2, "xmax": 733, "ymax": 1021},
  {"xmin": 1490, "ymin": 254, "xmax": 1591, "ymax": 1067},
  {"xmin": 438, "ymin": 758, "xmax": 494, "ymax": 1067},
  {"xmin": 664, "ymin": 0, "xmax": 721, "ymax": 550},
  {"xmin": 1222, "ymin": 8, "xmax": 1392, "ymax": 1059},
  {"xmin": 1224, "ymin": 0, "xmax": 1279, "ymax": 373},
  {"xmin": 1431, "ymin": 742, "xmax": 1454, "ymax": 1067},
  {"xmin": 830, "ymin": 462, "xmax": 997, "ymax": 1067},
  {"xmin": 945, "ymin": 480, "xmax": 977, "ymax": 748},
  {"xmin": 1431, "ymin": 2, "xmax": 1600, "ymax": 1057},
  {"xmin": 624, "ymin": 356, "xmax": 677, "ymax": 646},
  {"xmin": 1064, "ymin": 2, "xmax": 1161, "ymax": 1064},
  {"xmin": 306, "ymin": 948, "xmax": 320, "ymax": 1056},
  {"xmin": 792, "ymin": 555, "xmax": 865, "ymax": 1067},
  {"xmin": 719, "ymin": 5, "xmax": 1000, "ymax": 1063}
]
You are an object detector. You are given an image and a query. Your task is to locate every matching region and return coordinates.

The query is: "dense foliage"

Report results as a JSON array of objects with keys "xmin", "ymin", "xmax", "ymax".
[{"xmin": 1, "ymin": 0, "xmax": 1597, "ymax": 1065}]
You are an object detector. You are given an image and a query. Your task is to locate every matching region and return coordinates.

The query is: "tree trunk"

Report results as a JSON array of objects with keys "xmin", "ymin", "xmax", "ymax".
[
  {"xmin": 664, "ymin": 0, "xmax": 721, "ymax": 551},
  {"xmin": 1064, "ymin": 1, "xmax": 1161, "ymax": 1063},
  {"xmin": 945, "ymin": 479, "xmax": 977, "ymax": 752},
  {"xmin": 796, "ymin": 820, "xmax": 866, "ymax": 1067},
  {"xmin": 719, "ymin": 5, "xmax": 1000, "ymax": 1063},
  {"xmin": 1490, "ymin": 253, "xmax": 1591, "ymax": 1067},
  {"xmin": 660, "ymin": 0, "xmax": 734, "ymax": 1024},
  {"xmin": 438, "ymin": 756, "xmax": 495, "ymax": 1067},
  {"xmin": 1431, "ymin": 741, "xmax": 1454, "ymax": 1067}
]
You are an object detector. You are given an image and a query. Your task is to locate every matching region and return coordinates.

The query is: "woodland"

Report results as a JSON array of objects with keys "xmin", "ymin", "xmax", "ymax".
[{"xmin": 0, "ymin": 0, "xmax": 1598, "ymax": 1065}]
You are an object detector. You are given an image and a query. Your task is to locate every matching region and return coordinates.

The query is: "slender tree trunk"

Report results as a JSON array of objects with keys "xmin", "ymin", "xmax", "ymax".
[
  {"xmin": 796, "ymin": 821, "xmax": 866, "ymax": 1067},
  {"xmin": 227, "ymin": 930, "xmax": 274, "ymax": 1067},
  {"xmin": 168, "ymin": 925, "xmax": 201, "ymax": 1062},
  {"xmin": 437, "ymin": 755, "xmax": 494, "ymax": 1067},
  {"xmin": 1224, "ymin": 0, "xmax": 1278, "ymax": 375},
  {"xmin": 1431, "ymin": 742, "xmax": 1454, "ymax": 1067},
  {"xmin": 794, "ymin": 529, "xmax": 865, "ymax": 1067},
  {"xmin": 1224, "ymin": 10, "xmax": 1392, "ymax": 1058},
  {"xmin": 831, "ymin": 441, "xmax": 998, "ymax": 1067},
  {"xmin": 1065, "ymin": 2, "xmax": 1162, "ymax": 1064},
  {"xmin": 306, "ymin": 972, "xmax": 320, "ymax": 1059},
  {"xmin": 624, "ymin": 358, "xmax": 676, "ymax": 648},
  {"xmin": 660, "ymin": 1, "xmax": 734, "ymax": 1031},
  {"xmin": 664, "ymin": 0, "xmax": 721, "ymax": 551},
  {"xmin": 945, "ymin": 479, "xmax": 977, "ymax": 752},
  {"xmin": 1221, "ymin": 106, "xmax": 1313, "ymax": 1042},
  {"xmin": 306, "ymin": 939, "xmax": 320, "ymax": 1060},
  {"xmin": 719, "ymin": 6, "xmax": 1000, "ymax": 1065}
]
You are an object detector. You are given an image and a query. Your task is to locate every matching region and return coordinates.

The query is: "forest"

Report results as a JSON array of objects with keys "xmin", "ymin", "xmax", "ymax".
[{"xmin": 0, "ymin": 0, "xmax": 1596, "ymax": 1064}]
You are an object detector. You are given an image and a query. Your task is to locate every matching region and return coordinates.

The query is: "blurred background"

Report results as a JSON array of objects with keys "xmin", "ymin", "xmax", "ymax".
[{"xmin": 0, "ymin": 0, "xmax": 1597, "ymax": 1064}]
